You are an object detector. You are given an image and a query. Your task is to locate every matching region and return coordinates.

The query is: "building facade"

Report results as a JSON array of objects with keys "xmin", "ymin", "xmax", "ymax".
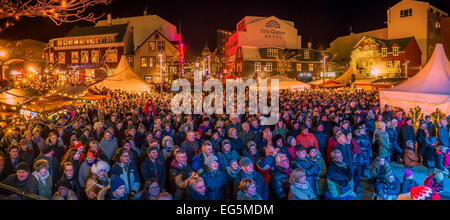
[
  {"xmin": 45, "ymin": 23, "xmax": 133, "ymax": 82},
  {"xmin": 441, "ymin": 17, "xmax": 450, "ymax": 58},
  {"xmin": 351, "ymin": 36, "xmax": 422, "ymax": 77},
  {"xmin": 133, "ymin": 30, "xmax": 181, "ymax": 83}
]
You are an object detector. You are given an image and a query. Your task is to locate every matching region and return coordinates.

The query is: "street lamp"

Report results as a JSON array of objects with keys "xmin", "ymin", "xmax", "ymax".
[
  {"xmin": 159, "ymin": 54, "xmax": 163, "ymax": 94},
  {"xmin": 322, "ymin": 55, "xmax": 328, "ymax": 89}
]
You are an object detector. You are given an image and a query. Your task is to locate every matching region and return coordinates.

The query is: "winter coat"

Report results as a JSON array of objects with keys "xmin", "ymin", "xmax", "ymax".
[
  {"xmin": 97, "ymin": 187, "xmax": 128, "ymax": 200},
  {"xmin": 234, "ymin": 171, "xmax": 269, "ymax": 200},
  {"xmin": 19, "ymin": 150, "xmax": 35, "ymax": 168},
  {"xmin": 60, "ymin": 174, "xmax": 82, "ymax": 198},
  {"xmin": 34, "ymin": 154, "xmax": 60, "ymax": 180},
  {"xmin": 52, "ymin": 190, "xmax": 78, "ymax": 200},
  {"xmin": 78, "ymin": 159, "xmax": 96, "ymax": 187},
  {"xmin": 326, "ymin": 137, "xmax": 339, "ymax": 165},
  {"xmin": 100, "ymin": 138, "xmax": 118, "ymax": 161},
  {"xmin": 32, "ymin": 171, "xmax": 53, "ymax": 199},
  {"xmin": 335, "ymin": 144, "xmax": 353, "ymax": 170},
  {"xmin": 427, "ymin": 122, "xmax": 436, "ymax": 137},
  {"xmin": 181, "ymin": 140, "xmax": 200, "ymax": 161},
  {"xmin": 2, "ymin": 157, "xmax": 26, "ymax": 178},
  {"xmin": 375, "ymin": 130, "xmax": 390, "ymax": 158},
  {"xmin": 401, "ymin": 125, "xmax": 416, "ymax": 145},
  {"xmin": 295, "ymin": 133, "xmax": 319, "ymax": 151},
  {"xmin": 270, "ymin": 167, "xmax": 291, "ymax": 200},
  {"xmin": 238, "ymin": 131, "xmax": 256, "ymax": 148},
  {"xmin": 371, "ymin": 164, "xmax": 392, "ymax": 186},
  {"xmin": 186, "ymin": 186, "xmax": 210, "ymax": 200},
  {"xmin": 84, "ymin": 175, "xmax": 110, "ymax": 200},
  {"xmin": 217, "ymin": 150, "xmax": 240, "ymax": 172},
  {"xmin": 256, "ymin": 155, "xmax": 275, "ymax": 185},
  {"xmin": 326, "ymin": 162, "xmax": 354, "ymax": 200},
  {"xmin": 401, "ymin": 178, "xmax": 418, "ymax": 194},
  {"xmin": 313, "ymin": 131, "xmax": 329, "ymax": 155},
  {"xmin": 355, "ymin": 134, "xmax": 372, "ymax": 166},
  {"xmin": 140, "ymin": 157, "xmax": 166, "ymax": 189},
  {"xmin": 376, "ymin": 177, "xmax": 401, "ymax": 200},
  {"xmin": 111, "ymin": 161, "xmax": 141, "ymax": 194},
  {"xmin": 229, "ymin": 137, "xmax": 244, "ymax": 155},
  {"xmin": 201, "ymin": 168, "xmax": 228, "ymax": 200},
  {"xmin": 236, "ymin": 191, "xmax": 262, "ymax": 200},
  {"xmin": 292, "ymin": 157, "xmax": 320, "ymax": 190},
  {"xmin": 288, "ymin": 182, "xmax": 317, "ymax": 200},
  {"xmin": 403, "ymin": 147, "xmax": 421, "ymax": 167},
  {"xmin": 438, "ymin": 124, "xmax": 449, "ymax": 147},
  {"xmin": 0, "ymin": 174, "xmax": 39, "ymax": 200}
]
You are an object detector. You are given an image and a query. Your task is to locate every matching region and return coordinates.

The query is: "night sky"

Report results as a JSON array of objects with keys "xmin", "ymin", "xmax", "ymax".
[{"xmin": 0, "ymin": 0, "xmax": 449, "ymax": 57}]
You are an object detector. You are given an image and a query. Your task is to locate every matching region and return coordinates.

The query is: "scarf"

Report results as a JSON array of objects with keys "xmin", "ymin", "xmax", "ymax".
[
  {"xmin": 32, "ymin": 171, "xmax": 50, "ymax": 186},
  {"xmin": 226, "ymin": 166, "xmax": 240, "ymax": 178}
]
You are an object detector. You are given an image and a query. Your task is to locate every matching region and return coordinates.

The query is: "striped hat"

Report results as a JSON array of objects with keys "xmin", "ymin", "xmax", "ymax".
[{"xmin": 410, "ymin": 186, "xmax": 441, "ymax": 200}]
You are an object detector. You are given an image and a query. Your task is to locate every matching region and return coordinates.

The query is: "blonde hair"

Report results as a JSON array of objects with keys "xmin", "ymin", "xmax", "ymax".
[
  {"xmin": 289, "ymin": 168, "xmax": 306, "ymax": 184},
  {"xmin": 238, "ymin": 178, "xmax": 255, "ymax": 192}
]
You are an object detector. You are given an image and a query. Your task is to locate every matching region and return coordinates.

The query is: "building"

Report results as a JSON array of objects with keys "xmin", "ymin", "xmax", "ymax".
[
  {"xmin": 216, "ymin": 29, "xmax": 233, "ymax": 74},
  {"xmin": 351, "ymin": 36, "xmax": 422, "ymax": 77},
  {"xmin": 387, "ymin": 0, "xmax": 447, "ymax": 64},
  {"xmin": 225, "ymin": 16, "xmax": 302, "ymax": 76},
  {"xmin": 328, "ymin": 0, "xmax": 448, "ymax": 73},
  {"xmin": 442, "ymin": 17, "xmax": 450, "ymax": 57},
  {"xmin": 45, "ymin": 23, "xmax": 133, "ymax": 82},
  {"xmin": 133, "ymin": 29, "xmax": 181, "ymax": 83}
]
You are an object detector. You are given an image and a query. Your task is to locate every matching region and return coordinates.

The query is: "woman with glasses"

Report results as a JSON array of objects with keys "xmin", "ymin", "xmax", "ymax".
[{"xmin": 288, "ymin": 168, "xmax": 317, "ymax": 200}]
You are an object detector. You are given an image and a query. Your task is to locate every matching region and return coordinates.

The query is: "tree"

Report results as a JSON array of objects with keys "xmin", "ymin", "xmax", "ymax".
[{"xmin": 0, "ymin": 0, "xmax": 112, "ymax": 31}]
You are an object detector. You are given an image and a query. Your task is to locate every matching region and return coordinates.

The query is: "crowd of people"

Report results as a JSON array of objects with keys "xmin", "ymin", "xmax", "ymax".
[{"xmin": 0, "ymin": 88, "xmax": 448, "ymax": 200}]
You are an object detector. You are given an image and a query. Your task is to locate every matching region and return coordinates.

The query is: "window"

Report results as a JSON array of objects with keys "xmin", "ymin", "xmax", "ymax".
[
  {"xmin": 401, "ymin": 9, "xmax": 412, "ymax": 18},
  {"xmin": 255, "ymin": 62, "xmax": 262, "ymax": 71},
  {"xmin": 381, "ymin": 48, "xmax": 387, "ymax": 57},
  {"xmin": 364, "ymin": 45, "xmax": 369, "ymax": 51},
  {"xmin": 286, "ymin": 63, "xmax": 292, "ymax": 71},
  {"xmin": 371, "ymin": 45, "xmax": 376, "ymax": 51},
  {"xmin": 71, "ymin": 52, "xmax": 79, "ymax": 64},
  {"xmin": 304, "ymin": 50, "xmax": 310, "ymax": 59},
  {"xmin": 149, "ymin": 41, "xmax": 156, "ymax": 51},
  {"xmin": 394, "ymin": 60, "xmax": 401, "ymax": 69},
  {"xmin": 149, "ymin": 56, "xmax": 155, "ymax": 67},
  {"xmin": 393, "ymin": 47, "xmax": 399, "ymax": 56},
  {"xmin": 266, "ymin": 62, "xmax": 272, "ymax": 71},
  {"xmin": 237, "ymin": 63, "xmax": 242, "ymax": 73},
  {"xmin": 309, "ymin": 64, "xmax": 314, "ymax": 72},
  {"xmin": 157, "ymin": 41, "xmax": 165, "ymax": 51},
  {"xmin": 58, "ymin": 52, "xmax": 65, "ymax": 64},
  {"xmin": 106, "ymin": 50, "xmax": 118, "ymax": 63},
  {"xmin": 140, "ymin": 57, "xmax": 149, "ymax": 68},
  {"xmin": 53, "ymin": 40, "xmax": 58, "ymax": 46},
  {"xmin": 387, "ymin": 61, "xmax": 393, "ymax": 69},
  {"xmin": 49, "ymin": 53, "xmax": 54, "ymax": 63},
  {"xmin": 267, "ymin": 49, "xmax": 277, "ymax": 57},
  {"xmin": 297, "ymin": 63, "xmax": 302, "ymax": 71},
  {"xmin": 91, "ymin": 50, "xmax": 99, "ymax": 63},
  {"xmin": 166, "ymin": 56, "xmax": 173, "ymax": 62},
  {"xmin": 80, "ymin": 51, "xmax": 89, "ymax": 63}
]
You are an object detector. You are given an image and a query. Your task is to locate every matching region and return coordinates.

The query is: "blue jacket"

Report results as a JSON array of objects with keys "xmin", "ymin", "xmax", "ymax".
[
  {"xmin": 401, "ymin": 125, "xmax": 416, "ymax": 145},
  {"xmin": 234, "ymin": 171, "xmax": 269, "ymax": 200},
  {"xmin": 313, "ymin": 131, "xmax": 329, "ymax": 154},
  {"xmin": 438, "ymin": 125, "xmax": 449, "ymax": 147},
  {"xmin": 401, "ymin": 178, "xmax": 418, "ymax": 194},
  {"xmin": 355, "ymin": 134, "xmax": 372, "ymax": 165},
  {"xmin": 201, "ymin": 169, "xmax": 228, "ymax": 200},
  {"xmin": 140, "ymin": 157, "xmax": 166, "ymax": 189}
]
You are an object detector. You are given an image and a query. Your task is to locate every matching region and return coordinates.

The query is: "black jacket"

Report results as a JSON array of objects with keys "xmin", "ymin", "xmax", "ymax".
[
  {"xmin": 234, "ymin": 171, "xmax": 269, "ymax": 200},
  {"xmin": 201, "ymin": 169, "xmax": 228, "ymax": 200},
  {"xmin": 270, "ymin": 167, "xmax": 291, "ymax": 200},
  {"xmin": 1, "ymin": 174, "xmax": 39, "ymax": 200},
  {"xmin": 140, "ymin": 157, "xmax": 167, "ymax": 189},
  {"xmin": 2, "ymin": 157, "xmax": 26, "ymax": 178}
]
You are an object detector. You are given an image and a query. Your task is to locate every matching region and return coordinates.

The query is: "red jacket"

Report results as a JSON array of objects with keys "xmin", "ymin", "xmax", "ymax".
[
  {"xmin": 326, "ymin": 137, "xmax": 339, "ymax": 165},
  {"xmin": 295, "ymin": 133, "xmax": 319, "ymax": 151}
]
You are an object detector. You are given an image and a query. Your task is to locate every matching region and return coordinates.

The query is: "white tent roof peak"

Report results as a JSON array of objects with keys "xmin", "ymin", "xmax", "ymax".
[
  {"xmin": 387, "ymin": 43, "xmax": 450, "ymax": 95},
  {"xmin": 336, "ymin": 63, "xmax": 367, "ymax": 83}
]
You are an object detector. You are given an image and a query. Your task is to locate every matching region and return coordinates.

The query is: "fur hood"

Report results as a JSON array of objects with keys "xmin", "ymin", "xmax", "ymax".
[
  {"xmin": 91, "ymin": 160, "xmax": 110, "ymax": 175},
  {"xmin": 162, "ymin": 136, "xmax": 174, "ymax": 148},
  {"xmin": 52, "ymin": 190, "xmax": 78, "ymax": 200}
]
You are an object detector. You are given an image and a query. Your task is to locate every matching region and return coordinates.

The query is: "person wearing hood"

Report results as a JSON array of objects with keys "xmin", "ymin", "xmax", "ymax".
[
  {"xmin": 355, "ymin": 125, "xmax": 372, "ymax": 177},
  {"xmin": 244, "ymin": 141, "xmax": 261, "ymax": 163},
  {"xmin": 32, "ymin": 159, "xmax": 53, "ymax": 199},
  {"xmin": 424, "ymin": 169, "xmax": 446, "ymax": 193},
  {"xmin": 52, "ymin": 179, "xmax": 78, "ymax": 200},
  {"xmin": 375, "ymin": 171, "xmax": 401, "ymax": 200},
  {"xmin": 186, "ymin": 173, "xmax": 209, "ymax": 200},
  {"xmin": 234, "ymin": 157, "xmax": 269, "ymax": 200},
  {"xmin": 1, "ymin": 162, "xmax": 39, "ymax": 200},
  {"xmin": 401, "ymin": 168, "xmax": 418, "ymax": 194},
  {"xmin": 140, "ymin": 146, "xmax": 166, "ymax": 190},
  {"xmin": 325, "ymin": 150, "xmax": 355, "ymax": 200},
  {"xmin": 111, "ymin": 148, "xmax": 141, "ymax": 197},
  {"xmin": 85, "ymin": 160, "xmax": 110, "ymax": 200},
  {"xmin": 271, "ymin": 154, "xmax": 292, "ymax": 200},
  {"xmin": 161, "ymin": 136, "xmax": 175, "ymax": 159},
  {"xmin": 217, "ymin": 139, "xmax": 240, "ymax": 171},
  {"xmin": 288, "ymin": 168, "xmax": 317, "ymax": 200},
  {"xmin": 237, "ymin": 178, "xmax": 262, "ymax": 200},
  {"xmin": 210, "ymin": 131, "xmax": 222, "ymax": 154},
  {"xmin": 97, "ymin": 175, "xmax": 128, "ymax": 200},
  {"xmin": 201, "ymin": 155, "xmax": 228, "ymax": 200}
]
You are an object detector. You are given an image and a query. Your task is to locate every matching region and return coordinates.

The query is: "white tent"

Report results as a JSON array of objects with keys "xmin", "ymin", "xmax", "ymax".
[
  {"xmin": 336, "ymin": 63, "xmax": 367, "ymax": 84},
  {"xmin": 267, "ymin": 74, "xmax": 311, "ymax": 90},
  {"xmin": 92, "ymin": 56, "xmax": 151, "ymax": 93},
  {"xmin": 380, "ymin": 44, "xmax": 450, "ymax": 115}
]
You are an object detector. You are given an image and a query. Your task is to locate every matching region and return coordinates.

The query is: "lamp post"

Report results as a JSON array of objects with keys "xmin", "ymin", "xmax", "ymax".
[
  {"xmin": 159, "ymin": 54, "xmax": 163, "ymax": 94},
  {"xmin": 403, "ymin": 60, "xmax": 410, "ymax": 78},
  {"xmin": 322, "ymin": 55, "xmax": 328, "ymax": 89}
]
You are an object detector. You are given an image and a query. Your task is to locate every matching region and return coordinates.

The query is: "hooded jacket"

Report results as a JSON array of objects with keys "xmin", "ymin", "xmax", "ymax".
[
  {"xmin": 140, "ymin": 156, "xmax": 166, "ymax": 189},
  {"xmin": 201, "ymin": 168, "xmax": 228, "ymax": 200}
]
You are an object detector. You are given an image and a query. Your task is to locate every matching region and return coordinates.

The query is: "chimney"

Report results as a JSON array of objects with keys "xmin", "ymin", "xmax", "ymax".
[
  {"xmin": 307, "ymin": 41, "xmax": 312, "ymax": 49},
  {"xmin": 107, "ymin": 14, "xmax": 112, "ymax": 26}
]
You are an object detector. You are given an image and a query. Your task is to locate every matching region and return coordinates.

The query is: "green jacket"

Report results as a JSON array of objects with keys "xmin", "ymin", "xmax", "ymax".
[{"xmin": 327, "ymin": 179, "xmax": 354, "ymax": 199}]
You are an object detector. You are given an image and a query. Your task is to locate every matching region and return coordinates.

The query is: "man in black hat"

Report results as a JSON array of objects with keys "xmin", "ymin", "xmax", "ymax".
[
  {"xmin": 234, "ymin": 157, "xmax": 269, "ymax": 200},
  {"xmin": 402, "ymin": 118, "xmax": 416, "ymax": 150},
  {"xmin": 140, "ymin": 146, "xmax": 166, "ymax": 190},
  {"xmin": 1, "ymin": 162, "xmax": 39, "ymax": 200},
  {"xmin": 35, "ymin": 144, "xmax": 60, "ymax": 179}
]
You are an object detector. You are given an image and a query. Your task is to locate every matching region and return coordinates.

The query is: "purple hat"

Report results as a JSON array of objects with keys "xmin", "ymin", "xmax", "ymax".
[{"xmin": 404, "ymin": 168, "xmax": 413, "ymax": 178}]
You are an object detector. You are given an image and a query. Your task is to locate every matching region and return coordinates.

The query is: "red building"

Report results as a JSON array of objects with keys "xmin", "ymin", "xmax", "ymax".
[
  {"xmin": 352, "ymin": 36, "xmax": 422, "ymax": 78},
  {"xmin": 442, "ymin": 17, "xmax": 450, "ymax": 59},
  {"xmin": 45, "ymin": 23, "xmax": 133, "ymax": 82}
]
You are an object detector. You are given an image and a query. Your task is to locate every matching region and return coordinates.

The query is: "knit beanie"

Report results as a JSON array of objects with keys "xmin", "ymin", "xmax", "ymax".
[
  {"xmin": 404, "ymin": 168, "xmax": 413, "ymax": 178},
  {"xmin": 287, "ymin": 137, "xmax": 295, "ymax": 146},
  {"xmin": 110, "ymin": 175, "xmax": 125, "ymax": 193},
  {"xmin": 410, "ymin": 186, "xmax": 441, "ymax": 200},
  {"xmin": 228, "ymin": 159, "xmax": 238, "ymax": 167},
  {"xmin": 204, "ymin": 155, "xmax": 218, "ymax": 167}
]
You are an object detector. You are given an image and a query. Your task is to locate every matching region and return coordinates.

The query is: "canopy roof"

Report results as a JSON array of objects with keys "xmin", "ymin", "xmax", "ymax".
[
  {"xmin": 336, "ymin": 63, "xmax": 367, "ymax": 83},
  {"xmin": 93, "ymin": 56, "xmax": 151, "ymax": 93},
  {"xmin": 268, "ymin": 74, "xmax": 311, "ymax": 90},
  {"xmin": 380, "ymin": 44, "xmax": 450, "ymax": 115}
]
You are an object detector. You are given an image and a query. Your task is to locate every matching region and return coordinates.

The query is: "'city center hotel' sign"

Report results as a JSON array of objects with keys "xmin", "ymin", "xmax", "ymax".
[{"xmin": 261, "ymin": 20, "xmax": 285, "ymax": 39}]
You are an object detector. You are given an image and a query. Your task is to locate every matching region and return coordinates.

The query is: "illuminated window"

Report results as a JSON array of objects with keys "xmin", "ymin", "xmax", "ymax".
[
  {"xmin": 371, "ymin": 45, "xmax": 376, "ymax": 51},
  {"xmin": 71, "ymin": 51, "xmax": 79, "ymax": 64},
  {"xmin": 91, "ymin": 50, "xmax": 99, "ymax": 63},
  {"xmin": 304, "ymin": 50, "xmax": 310, "ymax": 59},
  {"xmin": 58, "ymin": 52, "xmax": 65, "ymax": 64},
  {"xmin": 401, "ymin": 9, "xmax": 412, "ymax": 18},
  {"xmin": 157, "ymin": 41, "xmax": 165, "ymax": 51},
  {"xmin": 387, "ymin": 61, "xmax": 393, "ymax": 69},
  {"xmin": 149, "ymin": 41, "xmax": 156, "ymax": 51},
  {"xmin": 393, "ymin": 47, "xmax": 399, "ymax": 56},
  {"xmin": 255, "ymin": 62, "xmax": 261, "ymax": 71},
  {"xmin": 297, "ymin": 63, "xmax": 302, "ymax": 71},
  {"xmin": 149, "ymin": 56, "xmax": 155, "ymax": 67},
  {"xmin": 141, "ymin": 57, "xmax": 149, "ymax": 68},
  {"xmin": 266, "ymin": 62, "xmax": 272, "ymax": 71},
  {"xmin": 286, "ymin": 63, "xmax": 292, "ymax": 71},
  {"xmin": 106, "ymin": 50, "xmax": 118, "ymax": 63},
  {"xmin": 309, "ymin": 64, "xmax": 314, "ymax": 71},
  {"xmin": 49, "ymin": 53, "xmax": 54, "ymax": 63},
  {"xmin": 364, "ymin": 45, "xmax": 369, "ymax": 51},
  {"xmin": 81, "ymin": 51, "xmax": 89, "ymax": 63},
  {"xmin": 267, "ymin": 49, "xmax": 278, "ymax": 57},
  {"xmin": 394, "ymin": 60, "xmax": 401, "ymax": 69},
  {"xmin": 74, "ymin": 38, "xmax": 79, "ymax": 45},
  {"xmin": 381, "ymin": 48, "xmax": 387, "ymax": 57}
]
